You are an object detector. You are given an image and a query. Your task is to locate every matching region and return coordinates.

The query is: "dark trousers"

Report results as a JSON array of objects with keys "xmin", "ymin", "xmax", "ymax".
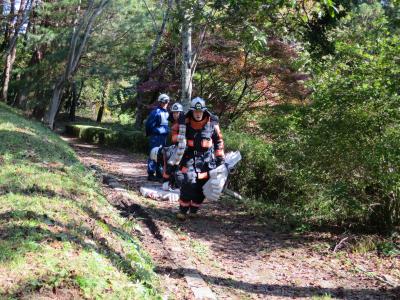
[
  {"xmin": 147, "ymin": 134, "xmax": 167, "ymax": 177},
  {"xmin": 179, "ymin": 178, "xmax": 207, "ymax": 213}
]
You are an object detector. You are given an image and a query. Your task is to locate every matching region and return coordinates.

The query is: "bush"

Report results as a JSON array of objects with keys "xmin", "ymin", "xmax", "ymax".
[
  {"xmin": 240, "ymin": 3, "xmax": 400, "ymax": 232},
  {"xmin": 224, "ymin": 130, "xmax": 302, "ymax": 203},
  {"xmin": 298, "ymin": 4, "xmax": 400, "ymax": 232},
  {"xmin": 223, "ymin": 4, "xmax": 400, "ymax": 233},
  {"xmin": 66, "ymin": 124, "xmax": 148, "ymax": 153}
]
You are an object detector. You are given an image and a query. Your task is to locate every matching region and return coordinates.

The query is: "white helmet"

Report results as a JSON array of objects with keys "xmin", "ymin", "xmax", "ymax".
[
  {"xmin": 190, "ymin": 97, "xmax": 206, "ymax": 111},
  {"xmin": 171, "ymin": 102, "xmax": 183, "ymax": 112},
  {"xmin": 150, "ymin": 146, "xmax": 162, "ymax": 162},
  {"xmin": 158, "ymin": 93, "xmax": 170, "ymax": 103}
]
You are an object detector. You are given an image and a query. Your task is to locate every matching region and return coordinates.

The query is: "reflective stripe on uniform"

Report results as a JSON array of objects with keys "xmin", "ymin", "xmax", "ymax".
[{"xmin": 160, "ymin": 111, "xmax": 169, "ymax": 126}]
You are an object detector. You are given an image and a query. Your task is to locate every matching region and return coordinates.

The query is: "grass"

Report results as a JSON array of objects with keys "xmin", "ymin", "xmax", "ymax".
[
  {"xmin": 0, "ymin": 103, "xmax": 161, "ymax": 299},
  {"xmin": 312, "ymin": 294, "xmax": 333, "ymax": 300},
  {"xmin": 189, "ymin": 239, "xmax": 210, "ymax": 261}
]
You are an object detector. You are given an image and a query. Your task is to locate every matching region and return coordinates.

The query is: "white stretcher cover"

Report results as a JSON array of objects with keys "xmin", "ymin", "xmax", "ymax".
[
  {"xmin": 139, "ymin": 185, "xmax": 180, "ymax": 202},
  {"xmin": 140, "ymin": 151, "xmax": 241, "ymax": 202},
  {"xmin": 203, "ymin": 151, "xmax": 242, "ymax": 201}
]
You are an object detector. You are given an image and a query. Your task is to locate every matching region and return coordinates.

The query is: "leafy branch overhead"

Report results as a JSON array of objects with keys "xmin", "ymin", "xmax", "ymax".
[{"xmin": 0, "ymin": 0, "xmax": 399, "ymax": 233}]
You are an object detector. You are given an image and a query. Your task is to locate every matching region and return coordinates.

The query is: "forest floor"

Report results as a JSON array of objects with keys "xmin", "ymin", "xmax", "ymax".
[{"xmin": 61, "ymin": 134, "xmax": 399, "ymax": 300}]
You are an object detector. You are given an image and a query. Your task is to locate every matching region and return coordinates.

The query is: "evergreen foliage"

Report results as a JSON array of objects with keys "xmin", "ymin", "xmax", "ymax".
[{"xmin": 0, "ymin": 0, "xmax": 399, "ymax": 233}]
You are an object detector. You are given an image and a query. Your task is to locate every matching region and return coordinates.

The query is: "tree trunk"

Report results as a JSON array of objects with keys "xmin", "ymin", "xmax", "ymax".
[
  {"xmin": 96, "ymin": 83, "xmax": 108, "ymax": 123},
  {"xmin": 96, "ymin": 101, "xmax": 104, "ymax": 123},
  {"xmin": 31, "ymin": 89, "xmax": 47, "ymax": 120},
  {"xmin": 44, "ymin": 0, "xmax": 110, "ymax": 129},
  {"xmin": 1, "ymin": 0, "xmax": 16, "ymax": 53},
  {"xmin": 69, "ymin": 81, "xmax": 78, "ymax": 121},
  {"xmin": 1, "ymin": 0, "xmax": 16, "ymax": 102},
  {"xmin": 181, "ymin": 6, "xmax": 192, "ymax": 109},
  {"xmin": 146, "ymin": 0, "xmax": 173, "ymax": 72},
  {"xmin": 134, "ymin": 0, "xmax": 173, "ymax": 129},
  {"xmin": 1, "ymin": 0, "xmax": 30, "ymax": 102},
  {"xmin": 2, "ymin": 46, "xmax": 17, "ymax": 102},
  {"xmin": 45, "ymin": 80, "xmax": 65, "ymax": 128},
  {"xmin": 15, "ymin": 86, "xmax": 28, "ymax": 109},
  {"xmin": 134, "ymin": 81, "xmax": 145, "ymax": 129}
]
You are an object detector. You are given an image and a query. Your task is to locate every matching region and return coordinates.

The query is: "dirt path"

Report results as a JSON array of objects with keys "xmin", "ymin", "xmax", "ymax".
[{"xmin": 62, "ymin": 135, "xmax": 399, "ymax": 300}]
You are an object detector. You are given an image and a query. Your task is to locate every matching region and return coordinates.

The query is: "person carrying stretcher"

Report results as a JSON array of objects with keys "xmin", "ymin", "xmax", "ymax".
[
  {"xmin": 149, "ymin": 102, "xmax": 186, "ymax": 191},
  {"xmin": 176, "ymin": 97, "xmax": 225, "ymax": 220}
]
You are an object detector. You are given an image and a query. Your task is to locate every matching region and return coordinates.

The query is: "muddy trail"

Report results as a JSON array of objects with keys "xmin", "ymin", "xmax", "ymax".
[{"xmin": 62, "ymin": 134, "xmax": 399, "ymax": 300}]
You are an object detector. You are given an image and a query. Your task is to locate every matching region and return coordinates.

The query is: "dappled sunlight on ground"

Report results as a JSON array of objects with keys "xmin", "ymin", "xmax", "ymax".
[{"xmin": 64, "ymin": 134, "xmax": 399, "ymax": 300}]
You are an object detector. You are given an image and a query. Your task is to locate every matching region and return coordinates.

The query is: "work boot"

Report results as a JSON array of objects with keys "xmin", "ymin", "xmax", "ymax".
[
  {"xmin": 189, "ymin": 206, "xmax": 199, "ymax": 215},
  {"xmin": 177, "ymin": 205, "xmax": 189, "ymax": 220}
]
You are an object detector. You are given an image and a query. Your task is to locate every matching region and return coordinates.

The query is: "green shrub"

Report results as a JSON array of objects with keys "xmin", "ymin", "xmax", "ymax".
[
  {"xmin": 299, "ymin": 4, "xmax": 400, "ymax": 232},
  {"xmin": 66, "ymin": 124, "xmax": 148, "ymax": 153},
  {"xmin": 229, "ymin": 3, "xmax": 400, "ymax": 233},
  {"xmin": 224, "ymin": 130, "xmax": 301, "ymax": 202}
]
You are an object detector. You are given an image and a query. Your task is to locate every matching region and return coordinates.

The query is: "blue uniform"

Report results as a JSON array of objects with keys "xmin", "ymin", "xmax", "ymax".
[{"xmin": 145, "ymin": 107, "xmax": 170, "ymax": 177}]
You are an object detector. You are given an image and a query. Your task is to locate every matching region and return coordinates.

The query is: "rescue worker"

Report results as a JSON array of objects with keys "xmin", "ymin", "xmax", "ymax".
[
  {"xmin": 177, "ymin": 97, "xmax": 225, "ymax": 219},
  {"xmin": 161, "ymin": 102, "xmax": 185, "ymax": 189},
  {"xmin": 168, "ymin": 103, "xmax": 185, "ymax": 145},
  {"xmin": 145, "ymin": 93, "xmax": 170, "ymax": 181}
]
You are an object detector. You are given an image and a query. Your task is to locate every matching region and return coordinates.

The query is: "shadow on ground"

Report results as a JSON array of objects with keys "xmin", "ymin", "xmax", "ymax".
[
  {"xmin": 0, "ymin": 206, "xmax": 153, "ymax": 298},
  {"xmin": 155, "ymin": 266, "xmax": 398, "ymax": 299}
]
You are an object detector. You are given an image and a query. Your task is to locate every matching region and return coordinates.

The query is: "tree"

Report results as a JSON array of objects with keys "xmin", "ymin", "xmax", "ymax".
[
  {"xmin": 44, "ymin": 0, "xmax": 110, "ymax": 129},
  {"xmin": 1, "ymin": 0, "xmax": 35, "ymax": 102},
  {"xmin": 134, "ymin": 0, "xmax": 173, "ymax": 128}
]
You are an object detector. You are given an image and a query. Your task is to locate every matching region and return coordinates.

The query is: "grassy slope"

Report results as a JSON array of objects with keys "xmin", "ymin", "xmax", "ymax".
[{"xmin": 0, "ymin": 103, "xmax": 161, "ymax": 299}]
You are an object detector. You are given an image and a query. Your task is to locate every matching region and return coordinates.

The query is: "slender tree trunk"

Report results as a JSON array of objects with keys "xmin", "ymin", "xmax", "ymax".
[
  {"xmin": 31, "ymin": 89, "xmax": 47, "ymax": 120},
  {"xmin": 1, "ymin": 0, "xmax": 31, "ymax": 102},
  {"xmin": 146, "ymin": 0, "xmax": 173, "ymax": 73},
  {"xmin": 177, "ymin": 0, "xmax": 208, "ymax": 109},
  {"xmin": 96, "ymin": 82, "xmax": 108, "ymax": 123},
  {"xmin": 96, "ymin": 100, "xmax": 105, "ymax": 123},
  {"xmin": 44, "ymin": 0, "xmax": 110, "ymax": 129},
  {"xmin": 181, "ymin": 6, "xmax": 192, "ymax": 109},
  {"xmin": 134, "ymin": 0, "xmax": 173, "ymax": 129},
  {"xmin": 15, "ymin": 84, "xmax": 28, "ymax": 109},
  {"xmin": 46, "ymin": 80, "xmax": 65, "ymax": 125},
  {"xmin": 69, "ymin": 81, "xmax": 78, "ymax": 121},
  {"xmin": 2, "ymin": 46, "xmax": 17, "ymax": 102},
  {"xmin": 1, "ymin": 0, "xmax": 16, "ymax": 53},
  {"xmin": 1, "ymin": 0, "xmax": 16, "ymax": 102}
]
